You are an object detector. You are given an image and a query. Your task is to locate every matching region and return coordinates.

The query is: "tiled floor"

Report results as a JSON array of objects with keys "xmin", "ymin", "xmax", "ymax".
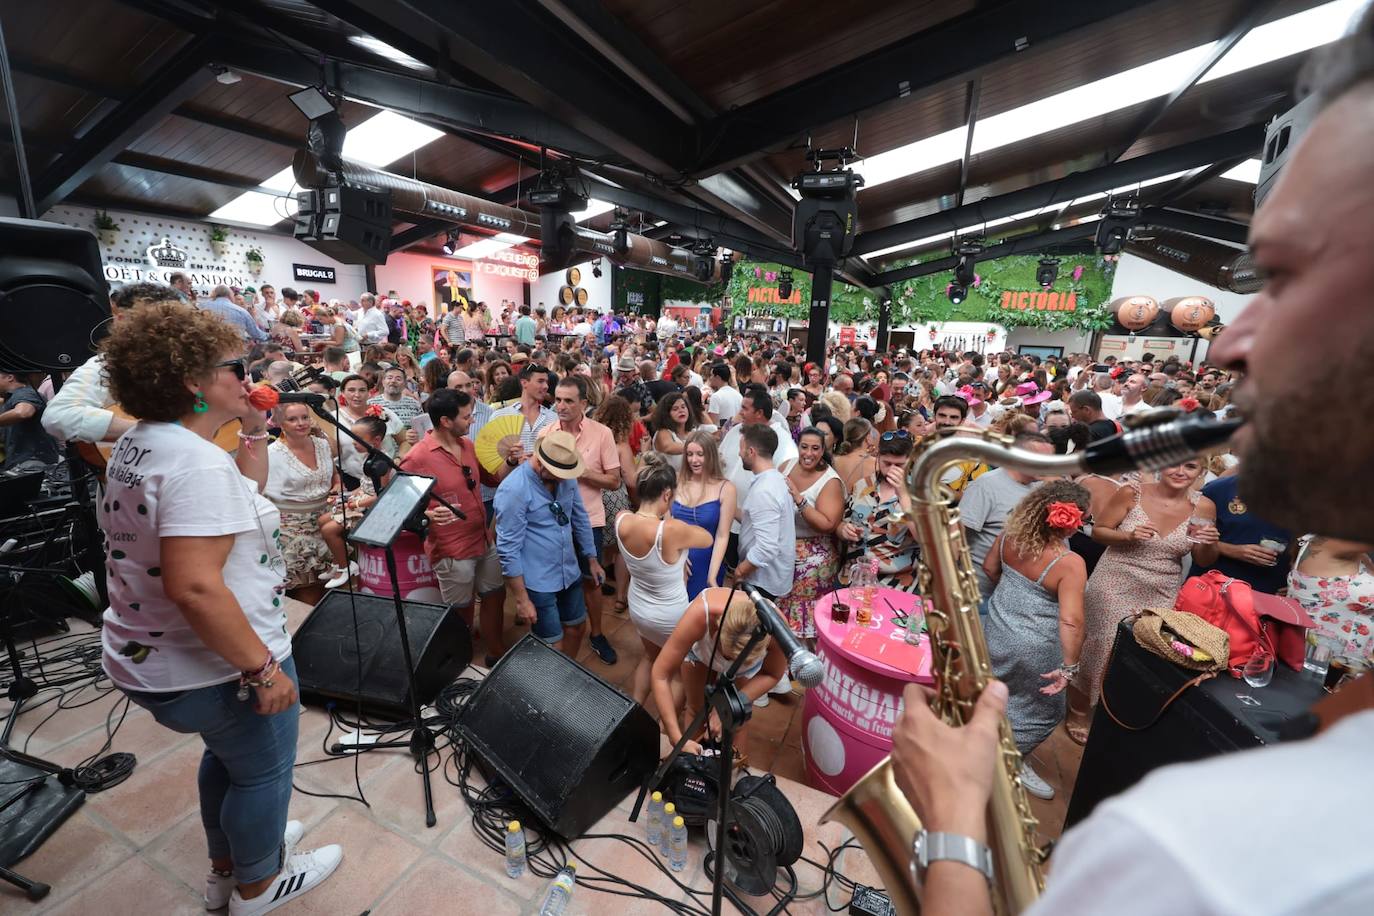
[{"xmin": 1, "ymin": 595, "xmax": 1081, "ymax": 914}]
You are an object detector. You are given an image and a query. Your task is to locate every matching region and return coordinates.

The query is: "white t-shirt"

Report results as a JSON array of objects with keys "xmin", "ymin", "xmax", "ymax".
[
  {"xmin": 708, "ymin": 384, "xmax": 743, "ymax": 423},
  {"xmin": 100, "ymin": 422, "xmax": 290, "ymax": 692},
  {"xmin": 656, "ymin": 315, "xmax": 679, "ymax": 339},
  {"xmin": 1028, "ymin": 709, "xmax": 1374, "ymax": 915},
  {"xmin": 1098, "ymin": 391, "xmax": 1123, "ymax": 420}
]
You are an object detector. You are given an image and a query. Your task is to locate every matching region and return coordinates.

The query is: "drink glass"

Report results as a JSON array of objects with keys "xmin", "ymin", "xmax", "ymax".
[
  {"xmin": 1185, "ymin": 517, "xmax": 1209, "ymax": 544},
  {"xmin": 1236, "ymin": 653, "xmax": 1274, "ymax": 705},
  {"xmin": 1305, "ymin": 634, "xmax": 1337, "ymax": 679},
  {"xmin": 830, "ymin": 602, "xmax": 851, "ymax": 625},
  {"xmin": 1259, "ymin": 537, "xmax": 1288, "ymax": 554}
]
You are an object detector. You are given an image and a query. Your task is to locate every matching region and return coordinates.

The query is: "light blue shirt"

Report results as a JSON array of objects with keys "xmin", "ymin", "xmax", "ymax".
[
  {"xmin": 200, "ymin": 296, "xmax": 268, "ymax": 342},
  {"xmin": 494, "ymin": 462, "xmax": 594, "ymax": 593},
  {"xmin": 515, "ymin": 314, "xmax": 537, "ymax": 346}
]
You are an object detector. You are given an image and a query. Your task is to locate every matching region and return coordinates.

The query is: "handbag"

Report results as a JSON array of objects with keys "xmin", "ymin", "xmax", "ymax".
[
  {"xmin": 1100, "ymin": 608, "xmax": 1228, "ymax": 731},
  {"xmin": 1174, "ymin": 570, "xmax": 1311, "ymax": 674}
]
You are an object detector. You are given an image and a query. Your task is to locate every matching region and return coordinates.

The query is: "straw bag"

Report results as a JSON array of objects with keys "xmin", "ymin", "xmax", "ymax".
[{"xmin": 1099, "ymin": 608, "xmax": 1228, "ymax": 731}]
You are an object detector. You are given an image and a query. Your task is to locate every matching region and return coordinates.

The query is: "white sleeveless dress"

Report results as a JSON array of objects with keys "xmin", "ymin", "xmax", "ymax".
[{"xmin": 616, "ymin": 515, "xmax": 690, "ymax": 646}]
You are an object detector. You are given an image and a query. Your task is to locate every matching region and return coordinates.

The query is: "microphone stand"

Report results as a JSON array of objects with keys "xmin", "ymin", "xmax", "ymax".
[
  {"xmin": 306, "ymin": 400, "xmax": 464, "ymax": 828},
  {"xmin": 629, "ymin": 586, "xmax": 797, "ymax": 916}
]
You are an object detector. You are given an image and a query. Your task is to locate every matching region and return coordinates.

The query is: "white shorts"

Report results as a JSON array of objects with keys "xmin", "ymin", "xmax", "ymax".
[{"xmin": 432, "ymin": 544, "xmax": 503, "ymax": 608}]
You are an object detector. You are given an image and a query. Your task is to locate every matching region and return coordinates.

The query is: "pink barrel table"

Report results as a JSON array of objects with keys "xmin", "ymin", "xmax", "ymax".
[
  {"xmin": 802, "ymin": 587, "xmax": 934, "ymax": 796},
  {"xmin": 357, "ymin": 532, "xmax": 443, "ymax": 603}
]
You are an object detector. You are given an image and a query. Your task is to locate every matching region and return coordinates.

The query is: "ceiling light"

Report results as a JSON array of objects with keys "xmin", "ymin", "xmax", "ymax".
[
  {"xmin": 1221, "ymin": 158, "xmax": 1263, "ymax": 184},
  {"xmin": 213, "ymin": 66, "xmax": 241, "ymax": 86},
  {"xmin": 1037, "ymin": 258, "xmax": 1060, "ymax": 288},
  {"xmin": 342, "ymin": 110, "xmax": 443, "ymax": 168},
  {"xmin": 348, "ymin": 35, "xmax": 428, "ymax": 70},
  {"xmin": 449, "ymin": 233, "xmax": 530, "ymax": 259},
  {"xmin": 948, "ymin": 282, "xmax": 968, "ymax": 305},
  {"xmin": 210, "ymin": 190, "xmax": 298, "ymax": 227},
  {"xmin": 571, "ymin": 198, "xmax": 616, "ymax": 222},
  {"xmin": 857, "ymin": 0, "xmax": 1359, "ymax": 192}
]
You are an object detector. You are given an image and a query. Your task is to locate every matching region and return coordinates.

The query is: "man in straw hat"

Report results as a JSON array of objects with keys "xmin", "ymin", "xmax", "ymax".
[{"xmin": 494, "ymin": 428, "xmax": 604, "ymax": 659}]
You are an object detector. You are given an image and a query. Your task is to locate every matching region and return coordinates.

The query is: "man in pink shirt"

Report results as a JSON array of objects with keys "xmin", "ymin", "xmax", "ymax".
[{"xmin": 538, "ymin": 375, "xmax": 621, "ymax": 664}]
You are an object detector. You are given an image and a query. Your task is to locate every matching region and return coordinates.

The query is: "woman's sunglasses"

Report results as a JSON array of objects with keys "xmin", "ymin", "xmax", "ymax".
[
  {"xmin": 880, "ymin": 429, "xmax": 912, "ymax": 442},
  {"xmin": 217, "ymin": 358, "xmax": 247, "ymax": 381}
]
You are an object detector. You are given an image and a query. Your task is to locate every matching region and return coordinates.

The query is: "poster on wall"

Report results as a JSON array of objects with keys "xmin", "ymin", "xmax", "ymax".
[{"xmin": 433, "ymin": 266, "xmax": 473, "ymax": 315}]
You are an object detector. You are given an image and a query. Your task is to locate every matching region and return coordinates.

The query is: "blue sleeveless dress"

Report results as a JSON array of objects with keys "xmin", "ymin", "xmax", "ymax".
[{"xmin": 671, "ymin": 485, "xmax": 725, "ymax": 600}]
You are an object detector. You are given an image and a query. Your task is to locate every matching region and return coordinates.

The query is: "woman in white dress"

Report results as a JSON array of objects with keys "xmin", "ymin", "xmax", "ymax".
[
  {"xmin": 266, "ymin": 403, "xmax": 354, "ymax": 601},
  {"xmin": 615, "ymin": 459, "xmax": 713, "ymax": 705}
]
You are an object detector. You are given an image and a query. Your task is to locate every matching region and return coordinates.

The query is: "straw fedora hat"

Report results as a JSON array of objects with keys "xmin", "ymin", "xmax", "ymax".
[{"xmin": 536, "ymin": 430, "xmax": 585, "ymax": 479}]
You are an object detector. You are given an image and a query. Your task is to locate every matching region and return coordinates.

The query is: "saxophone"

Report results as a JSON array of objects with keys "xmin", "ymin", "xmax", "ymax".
[{"xmin": 821, "ymin": 415, "xmax": 1242, "ymax": 914}]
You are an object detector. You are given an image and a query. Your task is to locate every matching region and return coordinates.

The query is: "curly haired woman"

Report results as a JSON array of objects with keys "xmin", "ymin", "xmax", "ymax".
[
  {"xmin": 99, "ymin": 301, "xmax": 342, "ymax": 914},
  {"xmin": 981, "ymin": 480, "xmax": 1091, "ymax": 801}
]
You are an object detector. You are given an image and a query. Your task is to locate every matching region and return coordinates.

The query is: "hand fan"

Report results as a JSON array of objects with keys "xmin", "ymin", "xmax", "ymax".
[{"xmin": 474, "ymin": 414, "xmax": 526, "ymax": 472}]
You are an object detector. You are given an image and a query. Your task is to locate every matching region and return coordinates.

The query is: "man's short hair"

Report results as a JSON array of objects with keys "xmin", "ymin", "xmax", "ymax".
[
  {"xmin": 427, "ymin": 387, "xmax": 471, "ymax": 425},
  {"xmin": 520, "ymin": 304, "xmax": 531, "ymax": 315},
  {"xmin": 1068, "ymin": 390, "xmax": 1102, "ymax": 411},
  {"xmin": 455, "ymin": 348, "xmax": 473, "ymax": 365},
  {"xmin": 281, "ymin": 287, "xmax": 299, "ymax": 301},
  {"xmin": 113, "ymin": 282, "xmax": 177, "ymax": 310},
  {"xmin": 556, "ymin": 374, "xmax": 588, "ymax": 402},
  {"xmin": 740, "ymin": 423, "xmax": 778, "ymax": 458},
  {"xmin": 933, "ymin": 395, "xmax": 969, "ymax": 419},
  {"xmin": 710, "ymin": 363, "xmax": 732, "ymax": 383},
  {"xmin": 1012, "ymin": 431, "xmax": 1053, "ymax": 450},
  {"xmin": 211, "ymin": 284, "xmax": 233, "ymax": 299},
  {"xmin": 744, "ymin": 385, "xmax": 773, "ymax": 420},
  {"xmin": 520, "ymin": 362, "xmax": 551, "ymax": 381}
]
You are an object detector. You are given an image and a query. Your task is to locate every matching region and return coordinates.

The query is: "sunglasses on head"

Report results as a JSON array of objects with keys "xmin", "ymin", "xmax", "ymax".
[
  {"xmin": 216, "ymin": 358, "xmax": 247, "ymax": 381},
  {"xmin": 880, "ymin": 429, "xmax": 912, "ymax": 442}
]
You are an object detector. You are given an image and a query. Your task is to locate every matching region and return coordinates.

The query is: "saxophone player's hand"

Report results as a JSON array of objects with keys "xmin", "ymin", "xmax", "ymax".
[{"xmin": 891, "ymin": 680, "xmax": 1008, "ymax": 841}]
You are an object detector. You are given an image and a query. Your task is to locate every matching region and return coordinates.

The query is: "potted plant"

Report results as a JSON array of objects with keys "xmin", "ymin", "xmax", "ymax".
[
  {"xmin": 209, "ymin": 225, "xmax": 229, "ymax": 258},
  {"xmin": 93, "ymin": 210, "xmax": 120, "ymax": 247},
  {"xmin": 245, "ymin": 246, "xmax": 264, "ymax": 275}
]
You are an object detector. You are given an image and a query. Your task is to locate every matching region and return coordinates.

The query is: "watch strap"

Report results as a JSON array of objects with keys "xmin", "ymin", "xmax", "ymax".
[{"xmin": 912, "ymin": 830, "xmax": 994, "ymax": 884}]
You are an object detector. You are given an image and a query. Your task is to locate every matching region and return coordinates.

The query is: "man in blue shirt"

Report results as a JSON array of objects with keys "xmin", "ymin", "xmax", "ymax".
[
  {"xmin": 494, "ymin": 429, "xmax": 605, "ymax": 658},
  {"xmin": 200, "ymin": 284, "xmax": 267, "ymax": 343},
  {"xmin": 1194, "ymin": 472, "xmax": 1293, "ymax": 594},
  {"xmin": 514, "ymin": 304, "xmax": 537, "ymax": 346}
]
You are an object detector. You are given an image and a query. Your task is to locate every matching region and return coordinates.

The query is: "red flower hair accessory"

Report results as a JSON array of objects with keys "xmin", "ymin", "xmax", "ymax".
[
  {"xmin": 364, "ymin": 404, "xmax": 385, "ymax": 418},
  {"xmin": 1046, "ymin": 501, "xmax": 1084, "ymax": 530},
  {"xmin": 1178, "ymin": 397, "xmax": 1201, "ymax": 413},
  {"xmin": 247, "ymin": 385, "xmax": 280, "ymax": 411}
]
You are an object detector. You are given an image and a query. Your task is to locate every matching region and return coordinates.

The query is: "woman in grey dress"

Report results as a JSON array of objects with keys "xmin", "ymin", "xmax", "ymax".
[{"xmin": 982, "ymin": 480, "xmax": 1091, "ymax": 801}]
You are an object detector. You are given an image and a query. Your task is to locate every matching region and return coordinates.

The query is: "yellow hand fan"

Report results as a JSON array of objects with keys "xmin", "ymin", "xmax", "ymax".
[{"xmin": 475, "ymin": 414, "xmax": 527, "ymax": 473}]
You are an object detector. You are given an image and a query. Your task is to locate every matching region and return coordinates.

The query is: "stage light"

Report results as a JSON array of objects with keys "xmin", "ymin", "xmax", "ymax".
[
  {"xmin": 213, "ymin": 66, "xmax": 241, "ymax": 86},
  {"xmin": 592, "ymin": 258, "xmax": 602, "ymax": 278},
  {"xmin": 791, "ymin": 148, "xmax": 864, "ymax": 265},
  {"xmin": 441, "ymin": 229, "xmax": 459, "ymax": 255},
  {"xmin": 1096, "ymin": 194, "xmax": 1140, "ymax": 255},
  {"xmin": 948, "ymin": 281, "xmax": 968, "ymax": 305},
  {"xmin": 1037, "ymin": 257, "xmax": 1060, "ymax": 288},
  {"xmin": 778, "ymin": 269, "xmax": 794, "ymax": 299},
  {"xmin": 609, "ymin": 210, "xmax": 630, "ymax": 255}
]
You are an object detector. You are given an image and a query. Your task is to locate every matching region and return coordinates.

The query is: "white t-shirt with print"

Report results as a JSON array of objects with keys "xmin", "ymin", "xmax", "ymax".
[{"xmin": 100, "ymin": 422, "xmax": 290, "ymax": 692}]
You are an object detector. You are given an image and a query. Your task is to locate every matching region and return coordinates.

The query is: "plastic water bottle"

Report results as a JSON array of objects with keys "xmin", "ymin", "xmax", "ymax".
[
  {"xmin": 646, "ymin": 791, "xmax": 665, "ymax": 849},
  {"xmin": 538, "ymin": 863, "xmax": 577, "ymax": 916},
  {"xmin": 668, "ymin": 815, "xmax": 688, "ymax": 872},
  {"xmin": 659, "ymin": 802, "xmax": 676, "ymax": 855},
  {"xmin": 504, "ymin": 820, "xmax": 526, "ymax": 878}
]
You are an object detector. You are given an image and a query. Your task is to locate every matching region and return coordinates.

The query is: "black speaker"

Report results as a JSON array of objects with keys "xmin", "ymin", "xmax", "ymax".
[
  {"xmin": 291, "ymin": 591, "xmax": 472, "ymax": 719},
  {"xmin": 293, "ymin": 186, "xmax": 392, "ymax": 265},
  {"xmin": 0, "ymin": 217, "xmax": 110, "ymax": 371},
  {"xmin": 455, "ymin": 634, "xmax": 659, "ymax": 838}
]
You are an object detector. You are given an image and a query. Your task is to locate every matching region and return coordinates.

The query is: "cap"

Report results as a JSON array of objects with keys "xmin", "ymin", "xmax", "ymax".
[
  {"xmin": 536, "ymin": 429, "xmax": 585, "ymax": 479},
  {"xmin": 663, "ymin": 802, "xmax": 676, "ymax": 814},
  {"xmin": 672, "ymin": 816, "xmax": 684, "ymax": 828},
  {"xmin": 508, "ymin": 820, "xmax": 520, "ymax": 832}
]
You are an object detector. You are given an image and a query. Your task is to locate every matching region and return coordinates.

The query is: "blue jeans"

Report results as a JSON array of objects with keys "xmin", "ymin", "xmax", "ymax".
[
  {"xmin": 528, "ymin": 583, "xmax": 587, "ymax": 643},
  {"xmin": 125, "ymin": 657, "xmax": 299, "ymax": 884}
]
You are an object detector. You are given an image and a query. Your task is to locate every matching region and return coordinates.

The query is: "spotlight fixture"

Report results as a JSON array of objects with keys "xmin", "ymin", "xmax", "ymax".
[
  {"xmin": 1095, "ymin": 194, "xmax": 1141, "ymax": 255},
  {"xmin": 948, "ymin": 236, "xmax": 983, "ymax": 306},
  {"xmin": 948, "ymin": 282, "xmax": 968, "ymax": 305},
  {"xmin": 1037, "ymin": 257, "xmax": 1060, "ymax": 288},
  {"xmin": 592, "ymin": 258, "xmax": 603, "ymax": 278},
  {"xmin": 289, "ymin": 86, "xmax": 346, "ymax": 176},
  {"xmin": 609, "ymin": 209, "xmax": 630, "ymax": 255},
  {"xmin": 777, "ymin": 269, "xmax": 794, "ymax": 300},
  {"xmin": 791, "ymin": 147, "xmax": 864, "ymax": 265},
  {"xmin": 441, "ymin": 229, "xmax": 459, "ymax": 256}
]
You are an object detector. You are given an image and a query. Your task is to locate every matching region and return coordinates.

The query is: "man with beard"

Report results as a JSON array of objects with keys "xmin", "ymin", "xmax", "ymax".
[{"xmin": 887, "ymin": 14, "xmax": 1374, "ymax": 913}]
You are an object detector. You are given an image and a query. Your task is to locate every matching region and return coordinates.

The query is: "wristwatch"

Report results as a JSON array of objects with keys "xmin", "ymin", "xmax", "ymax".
[{"xmin": 911, "ymin": 830, "xmax": 994, "ymax": 888}]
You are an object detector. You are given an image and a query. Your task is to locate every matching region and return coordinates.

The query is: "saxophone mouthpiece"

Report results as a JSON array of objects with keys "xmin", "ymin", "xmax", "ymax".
[{"xmin": 1081, "ymin": 415, "xmax": 1243, "ymax": 475}]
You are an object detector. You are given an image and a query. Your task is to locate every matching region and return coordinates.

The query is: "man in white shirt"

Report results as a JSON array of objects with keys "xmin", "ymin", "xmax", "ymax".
[
  {"xmin": 734, "ymin": 424, "xmax": 794, "ymax": 599},
  {"xmin": 1119, "ymin": 373, "xmax": 1151, "ymax": 416},
  {"xmin": 706, "ymin": 364, "xmax": 742, "ymax": 426},
  {"xmin": 886, "ymin": 28, "xmax": 1374, "ymax": 912},
  {"xmin": 354, "ymin": 293, "xmax": 389, "ymax": 347},
  {"xmin": 656, "ymin": 313, "xmax": 679, "ymax": 340},
  {"xmin": 1092, "ymin": 372, "xmax": 1122, "ymax": 419}
]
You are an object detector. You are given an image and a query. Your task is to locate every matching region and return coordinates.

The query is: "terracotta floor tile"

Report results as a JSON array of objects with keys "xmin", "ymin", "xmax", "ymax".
[
  {"xmin": 568, "ymin": 831, "xmax": 704, "ymax": 916},
  {"xmin": 285, "ymin": 806, "xmax": 424, "ymax": 914},
  {"xmin": 1, "ymin": 809, "xmax": 133, "ymax": 911},
  {"xmin": 38, "ymin": 855, "xmax": 202, "ymax": 916},
  {"xmin": 46, "ymin": 703, "xmax": 196, "ymax": 772},
  {"xmin": 357, "ymin": 750, "xmax": 469, "ymax": 844},
  {"xmin": 370, "ymin": 853, "xmax": 523, "ymax": 916},
  {"xmin": 7, "ymin": 684, "xmax": 128, "ymax": 757},
  {"xmin": 84, "ymin": 739, "xmax": 207, "ymax": 847},
  {"xmin": 437, "ymin": 812, "xmax": 544, "ymax": 900}
]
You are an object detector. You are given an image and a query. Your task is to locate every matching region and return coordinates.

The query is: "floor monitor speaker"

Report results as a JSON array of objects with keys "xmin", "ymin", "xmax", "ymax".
[
  {"xmin": 455, "ymin": 634, "xmax": 659, "ymax": 838},
  {"xmin": 292, "ymin": 591, "xmax": 471, "ymax": 719}
]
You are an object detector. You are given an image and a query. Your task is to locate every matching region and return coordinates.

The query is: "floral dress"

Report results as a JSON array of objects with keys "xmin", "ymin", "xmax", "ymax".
[
  {"xmin": 264, "ymin": 437, "xmax": 335, "ymax": 589},
  {"xmin": 845, "ymin": 476, "xmax": 920, "ymax": 591},
  {"xmin": 1287, "ymin": 535, "xmax": 1374, "ymax": 664}
]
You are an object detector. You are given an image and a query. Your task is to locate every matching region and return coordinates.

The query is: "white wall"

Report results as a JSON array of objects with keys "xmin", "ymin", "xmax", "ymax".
[
  {"xmin": 373, "ymin": 250, "xmax": 527, "ymax": 314},
  {"xmin": 530, "ymin": 259, "xmax": 613, "ymax": 314},
  {"xmin": 42, "ymin": 204, "xmax": 366, "ymax": 298}
]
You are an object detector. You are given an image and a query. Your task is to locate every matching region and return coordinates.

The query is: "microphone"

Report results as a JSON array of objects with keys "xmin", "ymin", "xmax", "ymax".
[
  {"xmin": 739, "ymin": 582, "xmax": 825, "ymax": 688},
  {"xmin": 274, "ymin": 391, "xmax": 329, "ymax": 407},
  {"xmin": 1080, "ymin": 416, "xmax": 1242, "ymax": 476}
]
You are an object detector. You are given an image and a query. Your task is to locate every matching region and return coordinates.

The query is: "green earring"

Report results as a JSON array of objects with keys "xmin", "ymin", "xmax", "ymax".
[{"xmin": 192, "ymin": 391, "xmax": 209, "ymax": 413}]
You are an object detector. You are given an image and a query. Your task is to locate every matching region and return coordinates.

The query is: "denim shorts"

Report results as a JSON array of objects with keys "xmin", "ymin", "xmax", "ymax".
[
  {"xmin": 528, "ymin": 583, "xmax": 588, "ymax": 643},
  {"xmin": 576, "ymin": 526, "xmax": 606, "ymax": 578}
]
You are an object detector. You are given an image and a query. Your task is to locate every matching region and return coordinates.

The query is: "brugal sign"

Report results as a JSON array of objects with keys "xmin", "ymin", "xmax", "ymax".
[{"xmin": 293, "ymin": 263, "xmax": 338, "ymax": 283}]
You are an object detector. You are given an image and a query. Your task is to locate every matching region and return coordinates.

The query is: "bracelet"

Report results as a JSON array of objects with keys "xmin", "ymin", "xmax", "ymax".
[
  {"xmin": 237, "ymin": 429, "xmax": 271, "ymax": 456},
  {"xmin": 1058, "ymin": 662, "xmax": 1080, "ymax": 680},
  {"xmin": 244, "ymin": 650, "xmax": 275, "ymax": 680}
]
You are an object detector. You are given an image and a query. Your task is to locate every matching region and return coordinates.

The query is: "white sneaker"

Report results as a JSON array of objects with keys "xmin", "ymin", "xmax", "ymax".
[
  {"xmin": 769, "ymin": 673, "xmax": 792, "ymax": 695},
  {"xmin": 226, "ymin": 845, "xmax": 343, "ymax": 916},
  {"xmin": 1019, "ymin": 763, "xmax": 1055, "ymax": 800},
  {"xmin": 752, "ymin": 693, "xmax": 770, "ymax": 708},
  {"xmin": 205, "ymin": 821, "xmax": 304, "ymax": 910},
  {"xmin": 322, "ymin": 561, "xmax": 358, "ymax": 589}
]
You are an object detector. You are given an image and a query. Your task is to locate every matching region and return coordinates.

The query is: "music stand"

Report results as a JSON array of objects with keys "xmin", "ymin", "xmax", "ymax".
[{"xmin": 347, "ymin": 474, "xmax": 442, "ymax": 826}]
